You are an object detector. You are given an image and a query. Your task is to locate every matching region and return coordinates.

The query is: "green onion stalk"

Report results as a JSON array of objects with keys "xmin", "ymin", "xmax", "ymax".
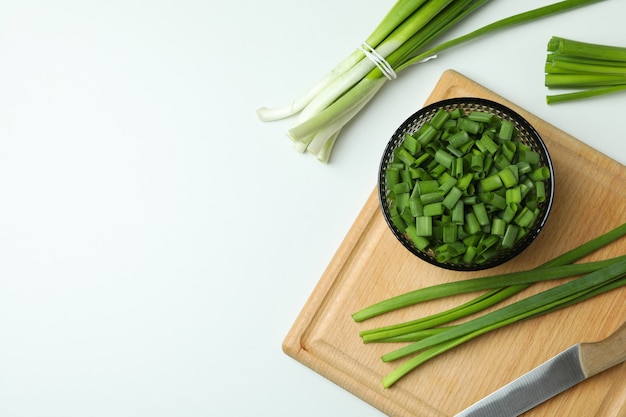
[
  {"xmin": 257, "ymin": 0, "xmax": 605, "ymax": 162},
  {"xmin": 351, "ymin": 222, "xmax": 626, "ymax": 388},
  {"xmin": 546, "ymin": 36, "xmax": 626, "ymax": 104},
  {"xmin": 380, "ymin": 257, "xmax": 626, "ymax": 388}
]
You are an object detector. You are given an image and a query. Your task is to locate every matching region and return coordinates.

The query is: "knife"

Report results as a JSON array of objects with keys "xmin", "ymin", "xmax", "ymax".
[{"xmin": 454, "ymin": 320, "xmax": 626, "ymax": 417}]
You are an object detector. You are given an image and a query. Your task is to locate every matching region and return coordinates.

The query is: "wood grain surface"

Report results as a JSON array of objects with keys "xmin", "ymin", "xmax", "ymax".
[{"xmin": 283, "ymin": 70, "xmax": 626, "ymax": 417}]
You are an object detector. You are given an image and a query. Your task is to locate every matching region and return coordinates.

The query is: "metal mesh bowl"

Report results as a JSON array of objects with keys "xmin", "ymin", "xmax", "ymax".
[{"xmin": 378, "ymin": 97, "xmax": 555, "ymax": 271}]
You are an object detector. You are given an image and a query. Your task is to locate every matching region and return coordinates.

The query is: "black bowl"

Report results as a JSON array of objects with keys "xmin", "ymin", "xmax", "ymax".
[{"xmin": 378, "ymin": 97, "xmax": 555, "ymax": 271}]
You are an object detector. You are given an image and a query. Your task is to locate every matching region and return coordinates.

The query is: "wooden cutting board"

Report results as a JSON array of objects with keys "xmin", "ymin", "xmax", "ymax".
[{"xmin": 283, "ymin": 69, "xmax": 626, "ymax": 417}]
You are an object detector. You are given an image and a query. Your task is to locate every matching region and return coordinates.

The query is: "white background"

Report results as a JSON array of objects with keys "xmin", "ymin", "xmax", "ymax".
[{"xmin": 0, "ymin": 1, "xmax": 624, "ymax": 416}]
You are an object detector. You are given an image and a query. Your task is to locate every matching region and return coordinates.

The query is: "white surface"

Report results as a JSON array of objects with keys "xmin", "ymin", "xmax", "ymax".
[{"xmin": 0, "ymin": 1, "xmax": 624, "ymax": 416}]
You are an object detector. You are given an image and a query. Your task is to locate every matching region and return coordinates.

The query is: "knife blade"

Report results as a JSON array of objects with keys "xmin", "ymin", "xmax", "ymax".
[{"xmin": 454, "ymin": 319, "xmax": 626, "ymax": 417}]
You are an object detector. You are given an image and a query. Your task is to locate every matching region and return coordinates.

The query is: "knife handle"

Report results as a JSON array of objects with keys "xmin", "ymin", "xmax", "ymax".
[{"xmin": 579, "ymin": 320, "xmax": 626, "ymax": 378}]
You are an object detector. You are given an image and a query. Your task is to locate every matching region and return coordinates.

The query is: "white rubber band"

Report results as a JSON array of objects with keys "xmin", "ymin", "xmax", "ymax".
[
  {"xmin": 418, "ymin": 55, "xmax": 438, "ymax": 63},
  {"xmin": 358, "ymin": 42, "xmax": 397, "ymax": 80}
]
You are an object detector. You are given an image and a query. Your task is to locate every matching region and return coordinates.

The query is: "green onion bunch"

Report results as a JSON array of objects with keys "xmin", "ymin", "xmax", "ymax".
[
  {"xmin": 257, "ymin": 0, "xmax": 605, "ymax": 163},
  {"xmin": 545, "ymin": 36, "xmax": 626, "ymax": 104},
  {"xmin": 352, "ymin": 222, "xmax": 626, "ymax": 388}
]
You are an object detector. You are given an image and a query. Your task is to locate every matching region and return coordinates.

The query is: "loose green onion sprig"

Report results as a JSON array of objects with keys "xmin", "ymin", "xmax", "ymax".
[
  {"xmin": 352, "ymin": 222, "xmax": 626, "ymax": 388},
  {"xmin": 546, "ymin": 36, "xmax": 626, "ymax": 104},
  {"xmin": 257, "ymin": 0, "xmax": 604, "ymax": 162},
  {"xmin": 353, "ymin": 257, "xmax": 623, "ymax": 323},
  {"xmin": 382, "ymin": 108, "xmax": 551, "ymax": 268}
]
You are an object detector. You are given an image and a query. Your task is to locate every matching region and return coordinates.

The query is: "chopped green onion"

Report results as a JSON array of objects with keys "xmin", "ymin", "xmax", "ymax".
[
  {"xmin": 480, "ymin": 191, "xmax": 506, "ymax": 211},
  {"xmin": 438, "ymin": 173, "xmax": 457, "ymax": 193},
  {"xmin": 448, "ymin": 130, "xmax": 472, "ymax": 148},
  {"xmin": 409, "ymin": 195, "xmax": 424, "ymax": 215},
  {"xmin": 501, "ymin": 141, "xmax": 517, "ymax": 162},
  {"xmin": 501, "ymin": 224, "xmax": 520, "ymax": 248},
  {"xmin": 423, "ymin": 202, "xmax": 444, "ymax": 217},
  {"xmin": 402, "ymin": 134, "xmax": 420, "ymax": 153},
  {"xmin": 472, "ymin": 203, "xmax": 490, "ymax": 226},
  {"xmin": 442, "ymin": 222, "xmax": 458, "ymax": 243},
  {"xmin": 518, "ymin": 150, "xmax": 540, "ymax": 165},
  {"xmin": 396, "ymin": 148, "xmax": 416, "ymax": 166},
  {"xmin": 530, "ymin": 166, "xmax": 551, "ymax": 181},
  {"xmin": 498, "ymin": 119, "xmax": 515, "ymax": 141},
  {"xmin": 430, "ymin": 108, "xmax": 451, "ymax": 129},
  {"xmin": 420, "ymin": 191, "xmax": 444, "ymax": 205},
  {"xmin": 457, "ymin": 117, "xmax": 482, "ymax": 135},
  {"xmin": 416, "ymin": 216, "xmax": 433, "ymax": 236},
  {"xmin": 470, "ymin": 153, "xmax": 484, "ymax": 172},
  {"xmin": 498, "ymin": 166, "xmax": 519, "ymax": 188},
  {"xmin": 468, "ymin": 111, "xmax": 494, "ymax": 124},
  {"xmin": 505, "ymin": 187, "xmax": 522, "ymax": 205},
  {"xmin": 405, "ymin": 225, "xmax": 431, "ymax": 250},
  {"xmin": 452, "ymin": 157, "xmax": 465, "ymax": 178},
  {"xmin": 435, "ymin": 149, "xmax": 455, "ymax": 169},
  {"xmin": 417, "ymin": 179, "xmax": 439, "ymax": 194},
  {"xmin": 477, "ymin": 135, "xmax": 499, "ymax": 155},
  {"xmin": 514, "ymin": 206, "xmax": 537, "ymax": 228},
  {"xmin": 451, "ymin": 200, "xmax": 465, "ymax": 224},
  {"xmin": 535, "ymin": 181, "xmax": 546, "ymax": 202},
  {"xmin": 442, "ymin": 186, "xmax": 463, "ymax": 210},
  {"xmin": 456, "ymin": 173, "xmax": 473, "ymax": 191},
  {"xmin": 491, "ymin": 217, "xmax": 506, "ymax": 237},
  {"xmin": 391, "ymin": 182, "xmax": 410, "ymax": 194},
  {"xmin": 465, "ymin": 212, "xmax": 481, "ymax": 235},
  {"xmin": 480, "ymin": 174, "xmax": 503, "ymax": 192}
]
